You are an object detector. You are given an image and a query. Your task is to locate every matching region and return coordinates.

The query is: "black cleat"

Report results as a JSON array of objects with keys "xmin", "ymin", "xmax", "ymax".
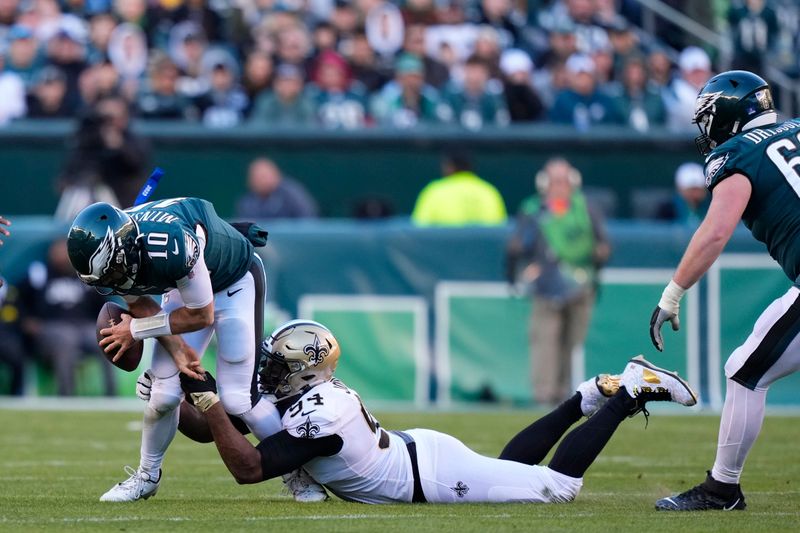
[{"xmin": 655, "ymin": 472, "xmax": 746, "ymax": 511}]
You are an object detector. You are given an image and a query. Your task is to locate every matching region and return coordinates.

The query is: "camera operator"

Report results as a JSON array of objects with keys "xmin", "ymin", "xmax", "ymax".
[{"xmin": 55, "ymin": 96, "xmax": 152, "ymax": 221}]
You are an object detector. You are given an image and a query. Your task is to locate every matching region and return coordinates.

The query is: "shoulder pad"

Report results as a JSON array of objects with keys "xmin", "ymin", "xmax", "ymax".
[
  {"xmin": 704, "ymin": 138, "xmax": 749, "ymax": 189},
  {"xmin": 282, "ymin": 384, "xmax": 344, "ymax": 439}
]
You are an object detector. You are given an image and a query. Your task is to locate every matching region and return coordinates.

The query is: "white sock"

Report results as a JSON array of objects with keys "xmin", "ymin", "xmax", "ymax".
[
  {"xmin": 238, "ymin": 398, "xmax": 283, "ymax": 441},
  {"xmin": 138, "ymin": 402, "xmax": 179, "ymax": 478},
  {"xmin": 711, "ymin": 379, "xmax": 767, "ymax": 484}
]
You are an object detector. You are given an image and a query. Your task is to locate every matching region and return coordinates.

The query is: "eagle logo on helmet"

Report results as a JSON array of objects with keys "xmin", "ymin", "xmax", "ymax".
[
  {"xmin": 694, "ymin": 90, "xmax": 724, "ymax": 120},
  {"xmin": 86, "ymin": 226, "xmax": 117, "ymax": 282},
  {"xmin": 295, "ymin": 417, "xmax": 321, "ymax": 439},
  {"xmin": 304, "ymin": 335, "xmax": 329, "ymax": 366}
]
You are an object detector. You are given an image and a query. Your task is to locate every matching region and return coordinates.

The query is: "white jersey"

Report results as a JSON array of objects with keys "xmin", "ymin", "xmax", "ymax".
[{"xmin": 281, "ymin": 379, "xmax": 415, "ymax": 503}]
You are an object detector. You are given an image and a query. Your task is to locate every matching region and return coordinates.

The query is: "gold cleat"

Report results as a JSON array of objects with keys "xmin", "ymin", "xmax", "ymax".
[{"xmin": 595, "ymin": 374, "xmax": 621, "ymax": 397}]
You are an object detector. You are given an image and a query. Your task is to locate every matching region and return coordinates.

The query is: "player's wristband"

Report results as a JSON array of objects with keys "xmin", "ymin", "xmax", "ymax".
[
  {"xmin": 658, "ymin": 280, "xmax": 686, "ymax": 314},
  {"xmin": 190, "ymin": 391, "xmax": 220, "ymax": 413},
  {"xmin": 130, "ymin": 313, "xmax": 172, "ymax": 341}
]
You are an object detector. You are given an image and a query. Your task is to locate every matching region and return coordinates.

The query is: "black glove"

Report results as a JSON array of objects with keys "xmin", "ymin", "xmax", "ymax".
[{"xmin": 179, "ymin": 371, "xmax": 219, "ymax": 412}]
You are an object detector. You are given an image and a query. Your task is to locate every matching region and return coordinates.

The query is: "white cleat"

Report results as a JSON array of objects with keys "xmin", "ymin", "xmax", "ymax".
[
  {"xmin": 283, "ymin": 469, "xmax": 328, "ymax": 502},
  {"xmin": 620, "ymin": 355, "xmax": 698, "ymax": 407},
  {"xmin": 99, "ymin": 466, "xmax": 161, "ymax": 502},
  {"xmin": 577, "ymin": 373, "xmax": 621, "ymax": 417}
]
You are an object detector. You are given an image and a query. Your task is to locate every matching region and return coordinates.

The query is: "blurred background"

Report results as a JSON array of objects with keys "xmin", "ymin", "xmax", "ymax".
[{"xmin": 0, "ymin": 0, "xmax": 798, "ymax": 409}]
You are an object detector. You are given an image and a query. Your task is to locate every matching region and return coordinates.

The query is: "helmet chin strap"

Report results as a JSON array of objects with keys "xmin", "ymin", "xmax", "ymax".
[{"xmin": 741, "ymin": 112, "xmax": 778, "ymax": 132}]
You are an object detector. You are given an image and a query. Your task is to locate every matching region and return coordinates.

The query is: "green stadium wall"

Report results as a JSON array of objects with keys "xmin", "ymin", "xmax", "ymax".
[{"xmin": 0, "ymin": 122, "xmax": 698, "ymax": 218}]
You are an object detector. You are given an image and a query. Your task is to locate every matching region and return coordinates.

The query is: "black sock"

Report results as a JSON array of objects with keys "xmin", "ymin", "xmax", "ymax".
[
  {"xmin": 548, "ymin": 388, "xmax": 638, "ymax": 478},
  {"xmin": 498, "ymin": 394, "xmax": 583, "ymax": 465}
]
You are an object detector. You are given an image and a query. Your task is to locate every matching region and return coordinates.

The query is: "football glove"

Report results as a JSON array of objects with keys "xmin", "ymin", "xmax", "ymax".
[
  {"xmin": 179, "ymin": 371, "xmax": 219, "ymax": 412},
  {"xmin": 649, "ymin": 280, "xmax": 685, "ymax": 352},
  {"xmin": 135, "ymin": 370, "xmax": 153, "ymax": 402}
]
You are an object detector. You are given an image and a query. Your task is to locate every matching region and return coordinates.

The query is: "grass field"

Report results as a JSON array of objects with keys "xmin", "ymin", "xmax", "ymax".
[{"xmin": 1, "ymin": 407, "xmax": 799, "ymax": 532}]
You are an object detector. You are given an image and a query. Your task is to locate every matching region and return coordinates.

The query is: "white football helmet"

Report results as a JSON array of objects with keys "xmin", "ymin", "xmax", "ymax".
[{"xmin": 259, "ymin": 319, "xmax": 341, "ymax": 397}]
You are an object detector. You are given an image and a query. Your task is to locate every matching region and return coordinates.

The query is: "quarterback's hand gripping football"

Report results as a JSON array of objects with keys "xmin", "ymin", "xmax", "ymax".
[
  {"xmin": 649, "ymin": 280, "xmax": 686, "ymax": 352},
  {"xmin": 180, "ymin": 370, "xmax": 219, "ymax": 412},
  {"xmin": 99, "ymin": 313, "xmax": 135, "ymax": 361}
]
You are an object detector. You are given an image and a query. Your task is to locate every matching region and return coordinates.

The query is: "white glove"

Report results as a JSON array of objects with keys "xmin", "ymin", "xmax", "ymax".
[
  {"xmin": 136, "ymin": 370, "xmax": 153, "ymax": 401},
  {"xmin": 649, "ymin": 281, "xmax": 685, "ymax": 352}
]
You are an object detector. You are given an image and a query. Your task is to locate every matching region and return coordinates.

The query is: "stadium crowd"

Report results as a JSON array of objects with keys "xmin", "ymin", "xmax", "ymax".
[{"xmin": 0, "ymin": 0, "xmax": 798, "ymax": 131}]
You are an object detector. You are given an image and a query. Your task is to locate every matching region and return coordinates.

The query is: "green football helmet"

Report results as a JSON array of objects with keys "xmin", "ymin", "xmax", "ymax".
[
  {"xmin": 67, "ymin": 203, "xmax": 141, "ymax": 295},
  {"xmin": 693, "ymin": 70, "xmax": 776, "ymax": 155}
]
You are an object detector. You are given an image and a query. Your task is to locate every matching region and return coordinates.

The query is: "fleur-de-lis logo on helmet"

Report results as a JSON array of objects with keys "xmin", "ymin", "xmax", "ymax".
[
  {"xmin": 304, "ymin": 334, "xmax": 329, "ymax": 366},
  {"xmin": 295, "ymin": 417, "xmax": 321, "ymax": 439}
]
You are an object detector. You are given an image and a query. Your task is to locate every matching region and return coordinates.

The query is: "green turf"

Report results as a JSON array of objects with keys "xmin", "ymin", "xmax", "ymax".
[{"xmin": 1, "ymin": 408, "xmax": 798, "ymax": 532}]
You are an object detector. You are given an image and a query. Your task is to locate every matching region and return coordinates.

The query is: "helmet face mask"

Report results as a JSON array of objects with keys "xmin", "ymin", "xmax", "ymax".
[
  {"xmin": 258, "ymin": 320, "xmax": 341, "ymax": 398},
  {"xmin": 67, "ymin": 203, "xmax": 141, "ymax": 295}
]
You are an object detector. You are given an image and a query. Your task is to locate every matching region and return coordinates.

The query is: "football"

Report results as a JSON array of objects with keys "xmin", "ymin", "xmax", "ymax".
[{"xmin": 96, "ymin": 302, "xmax": 143, "ymax": 372}]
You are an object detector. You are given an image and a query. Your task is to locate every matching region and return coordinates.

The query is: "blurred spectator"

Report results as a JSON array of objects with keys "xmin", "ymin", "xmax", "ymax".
[
  {"xmin": 534, "ymin": 20, "xmax": 578, "ymax": 106},
  {"xmin": 347, "ymin": 30, "xmax": 391, "ymax": 93},
  {"xmin": 564, "ymin": 0, "xmax": 610, "ymax": 54},
  {"xmin": 401, "ymin": 23, "xmax": 449, "ymax": 89},
  {"xmin": 107, "ymin": 22, "xmax": 147, "ymax": 97},
  {"xmin": 170, "ymin": 23, "xmax": 209, "ymax": 98},
  {"xmin": 471, "ymin": 25, "xmax": 502, "ymax": 79},
  {"xmin": 657, "ymin": 162, "xmax": 710, "ymax": 225},
  {"xmin": 0, "ymin": 53, "xmax": 27, "ymax": 124},
  {"xmin": 500, "ymin": 48, "xmax": 544, "ymax": 122},
  {"xmin": 5, "ymin": 25, "xmax": 42, "ymax": 87},
  {"xmin": 606, "ymin": 56, "xmax": 665, "ymax": 132},
  {"xmin": 647, "ymin": 48, "xmax": 673, "ymax": 89},
  {"xmin": 505, "ymin": 157, "xmax": 609, "ymax": 406},
  {"xmin": 401, "ymin": 0, "xmax": 440, "ymax": 26},
  {"xmin": 87, "ymin": 12, "xmax": 117, "ymax": 64},
  {"xmin": 411, "ymin": 152, "xmax": 507, "ymax": 226},
  {"xmin": 235, "ymin": 157, "xmax": 319, "ymax": 219},
  {"xmin": 474, "ymin": 0, "xmax": 525, "ymax": 49},
  {"xmin": 17, "ymin": 239, "xmax": 115, "ymax": 396},
  {"xmin": 664, "ymin": 46, "xmax": 712, "ymax": 132},
  {"xmin": 275, "ymin": 23, "xmax": 313, "ymax": 74},
  {"xmin": 56, "ymin": 95, "xmax": 151, "ymax": 219},
  {"xmin": 136, "ymin": 53, "xmax": 195, "ymax": 120},
  {"xmin": 172, "ymin": 0, "xmax": 224, "ymax": 43},
  {"xmin": 250, "ymin": 63, "xmax": 315, "ymax": 126},
  {"xmin": 371, "ymin": 53, "xmax": 450, "ymax": 128},
  {"xmin": 194, "ymin": 55, "xmax": 248, "ymax": 128},
  {"xmin": 45, "ymin": 26, "xmax": 88, "ymax": 112},
  {"xmin": 590, "ymin": 45, "xmax": 614, "ymax": 84},
  {"xmin": 310, "ymin": 50, "xmax": 367, "ymax": 129},
  {"xmin": 242, "ymin": 50, "xmax": 273, "ymax": 106},
  {"xmin": 311, "ymin": 21, "xmax": 338, "ymax": 59},
  {"xmin": 365, "ymin": 1, "xmax": 405, "ymax": 60},
  {"xmin": 26, "ymin": 65, "xmax": 73, "ymax": 118},
  {"xmin": 0, "ymin": 278, "xmax": 24, "ymax": 396},
  {"xmin": 0, "ymin": 0, "xmax": 18, "ymax": 30},
  {"xmin": 444, "ymin": 55, "xmax": 509, "ymax": 129},
  {"xmin": 330, "ymin": 0, "xmax": 361, "ymax": 41},
  {"xmin": 605, "ymin": 16, "xmax": 640, "ymax": 78},
  {"xmin": 728, "ymin": 0, "xmax": 778, "ymax": 73},
  {"xmin": 78, "ymin": 59, "xmax": 121, "ymax": 108},
  {"xmin": 537, "ymin": 19, "xmax": 578, "ymax": 72},
  {"xmin": 550, "ymin": 53, "xmax": 620, "ymax": 129}
]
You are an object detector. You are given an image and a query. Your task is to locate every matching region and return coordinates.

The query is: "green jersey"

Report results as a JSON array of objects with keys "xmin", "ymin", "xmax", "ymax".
[
  {"xmin": 123, "ymin": 197, "xmax": 253, "ymax": 295},
  {"xmin": 705, "ymin": 119, "xmax": 800, "ymax": 283}
]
